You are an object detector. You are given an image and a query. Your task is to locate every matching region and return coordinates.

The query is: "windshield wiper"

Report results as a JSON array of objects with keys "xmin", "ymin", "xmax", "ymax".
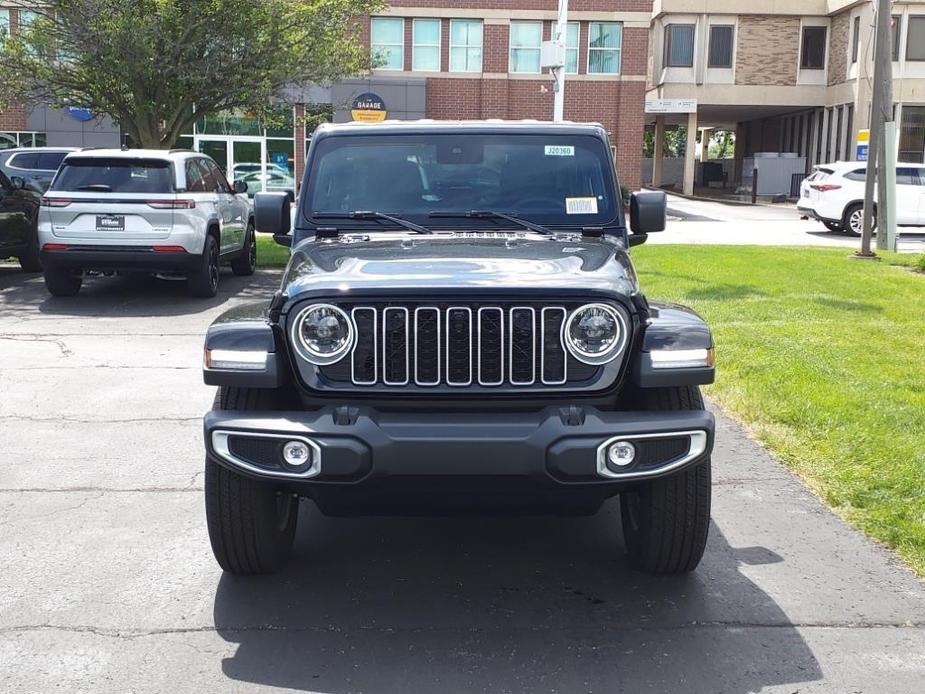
[
  {"xmin": 429, "ymin": 210, "xmax": 553, "ymax": 236},
  {"xmin": 314, "ymin": 211, "xmax": 432, "ymax": 234}
]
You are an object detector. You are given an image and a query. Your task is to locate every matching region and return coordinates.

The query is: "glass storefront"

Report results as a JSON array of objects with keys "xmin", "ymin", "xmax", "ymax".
[
  {"xmin": 899, "ymin": 106, "xmax": 925, "ymax": 163},
  {"xmin": 182, "ymin": 106, "xmax": 296, "ymax": 198}
]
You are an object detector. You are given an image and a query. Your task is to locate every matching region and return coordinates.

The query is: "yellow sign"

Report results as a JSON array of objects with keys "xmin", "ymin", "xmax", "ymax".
[
  {"xmin": 351, "ymin": 92, "xmax": 387, "ymax": 122},
  {"xmin": 857, "ymin": 129, "xmax": 870, "ymax": 144},
  {"xmin": 351, "ymin": 109, "xmax": 387, "ymax": 122}
]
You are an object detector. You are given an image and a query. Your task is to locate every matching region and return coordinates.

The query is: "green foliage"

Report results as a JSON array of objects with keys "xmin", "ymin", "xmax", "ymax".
[
  {"xmin": 642, "ymin": 127, "xmax": 687, "ymax": 158},
  {"xmin": 633, "ymin": 245, "xmax": 925, "ymax": 575},
  {"xmin": 0, "ymin": 0, "xmax": 382, "ymax": 148},
  {"xmin": 916, "ymin": 253, "xmax": 925, "ymax": 272},
  {"xmin": 708, "ymin": 130, "xmax": 735, "ymax": 159}
]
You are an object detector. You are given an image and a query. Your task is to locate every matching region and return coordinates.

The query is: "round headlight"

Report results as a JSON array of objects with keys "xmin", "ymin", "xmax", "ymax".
[
  {"xmin": 564, "ymin": 303, "xmax": 627, "ymax": 365},
  {"xmin": 292, "ymin": 303, "xmax": 354, "ymax": 365}
]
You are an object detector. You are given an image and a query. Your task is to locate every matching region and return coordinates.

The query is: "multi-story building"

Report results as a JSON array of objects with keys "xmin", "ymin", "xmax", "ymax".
[
  {"xmin": 0, "ymin": 1, "xmax": 652, "ymax": 193},
  {"xmin": 646, "ymin": 0, "xmax": 925, "ymax": 195}
]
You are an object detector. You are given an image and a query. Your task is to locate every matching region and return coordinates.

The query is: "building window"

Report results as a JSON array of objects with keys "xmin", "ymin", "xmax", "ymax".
[
  {"xmin": 18, "ymin": 10, "xmax": 38, "ymax": 28},
  {"xmin": 564, "ymin": 22, "xmax": 579, "ymax": 74},
  {"xmin": 892, "ymin": 15, "xmax": 902, "ymax": 61},
  {"xmin": 664, "ymin": 24, "xmax": 695, "ymax": 68},
  {"xmin": 588, "ymin": 22, "xmax": 622, "ymax": 74},
  {"xmin": 412, "ymin": 19, "xmax": 440, "ymax": 71},
  {"xmin": 800, "ymin": 25, "xmax": 827, "ymax": 69},
  {"xmin": 907, "ymin": 16, "xmax": 925, "ymax": 61},
  {"xmin": 851, "ymin": 16, "xmax": 860, "ymax": 63},
  {"xmin": 510, "ymin": 21, "xmax": 542, "ymax": 73},
  {"xmin": 0, "ymin": 131, "xmax": 47, "ymax": 150},
  {"xmin": 371, "ymin": 17, "xmax": 404, "ymax": 71},
  {"xmin": 450, "ymin": 20, "xmax": 483, "ymax": 73},
  {"xmin": 899, "ymin": 105, "xmax": 925, "ymax": 162},
  {"xmin": 707, "ymin": 25, "xmax": 734, "ymax": 68},
  {"xmin": 0, "ymin": 10, "xmax": 9, "ymax": 37}
]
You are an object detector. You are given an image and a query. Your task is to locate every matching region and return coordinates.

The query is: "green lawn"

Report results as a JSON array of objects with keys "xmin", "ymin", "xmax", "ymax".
[
  {"xmin": 633, "ymin": 245, "xmax": 925, "ymax": 575},
  {"xmin": 256, "ymin": 233, "xmax": 290, "ymax": 267}
]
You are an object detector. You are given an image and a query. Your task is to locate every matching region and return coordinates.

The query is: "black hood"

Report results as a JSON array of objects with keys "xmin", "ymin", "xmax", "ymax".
[{"xmin": 280, "ymin": 232, "xmax": 641, "ymax": 299}]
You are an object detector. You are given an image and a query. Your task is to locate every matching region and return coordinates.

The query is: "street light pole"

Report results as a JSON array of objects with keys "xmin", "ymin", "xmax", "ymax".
[
  {"xmin": 860, "ymin": 0, "xmax": 893, "ymax": 255},
  {"xmin": 552, "ymin": 0, "xmax": 569, "ymax": 121}
]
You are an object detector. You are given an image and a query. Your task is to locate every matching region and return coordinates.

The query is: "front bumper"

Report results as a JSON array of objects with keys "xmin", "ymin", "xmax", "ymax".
[
  {"xmin": 41, "ymin": 246, "xmax": 202, "ymax": 274},
  {"xmin": 204, "ymin": 405, "xmax": 714, "ymax": 491}
]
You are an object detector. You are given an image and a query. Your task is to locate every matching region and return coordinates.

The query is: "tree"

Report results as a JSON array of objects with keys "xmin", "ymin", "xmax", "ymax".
[{"xmin": 0, "ymin": 0, "xmax": 381, "ymax": 148}]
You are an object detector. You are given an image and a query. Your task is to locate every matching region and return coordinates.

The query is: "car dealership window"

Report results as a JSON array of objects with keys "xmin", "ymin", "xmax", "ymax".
[
  {"xmin": 510, "ymin": 21, "xmax": 542, "ymax": 73},
  {"xmin": 450, "ymin": 20, "xmax": 483, "ymax": 73},
  {"xmin": 708, "ymin": 25, "xmax": 734, "ymax": 68},
  {"xmin": 0, "ymin": 131, "xmax": 46, "ymax": 149},
  {"xmin": 907, "ymin": 16, "xmax": 925, "ymax": 61},
  {"xmin": 588, "ymin": 22, "xmax": 621, "ymax": 74},
  {"xmin": 800, "ymin": 25, "xmax": 827, "ymax": 69},
  {"xmin": 565, "ymin": 22, "xmax": 579, "ymax": 74},
  {"xmin": 413, "ymin": 19, "xmax": 440, "ymax": 71},
  {"xmin": 664, "ymin": 24, "xmax": 694, "ymax": 68},
  {"xmin": 371, "ymin": 17, "xmax": 404, "ymax": 70}
]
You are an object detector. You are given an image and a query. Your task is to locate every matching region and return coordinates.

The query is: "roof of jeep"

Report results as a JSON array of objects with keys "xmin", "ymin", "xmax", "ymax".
[
  {"xmin": 313, "ymin": 119, "xmax": 607, "ymax": 137},
  {"xmin": 61, "ymin": 148, "xmax": 197, "ymax": 161}
]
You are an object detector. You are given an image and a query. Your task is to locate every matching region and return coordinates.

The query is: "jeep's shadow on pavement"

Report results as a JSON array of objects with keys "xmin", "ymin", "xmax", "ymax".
[
  {"xmin": 212, "ymin": 504, "xmax": 822, "ymax": 693},
  {"xmin": 0, "ymin": 265, "xmax": 281, "ymax": 318}
]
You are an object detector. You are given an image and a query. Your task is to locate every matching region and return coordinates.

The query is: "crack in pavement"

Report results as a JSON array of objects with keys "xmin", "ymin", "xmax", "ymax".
[
  {"xmin": 0, "ymin": 335, "xmax": 73, "ymax": 356},
  {"xmin": 3, "ymin": 622, "xmax": 925, "ymax": 640}
]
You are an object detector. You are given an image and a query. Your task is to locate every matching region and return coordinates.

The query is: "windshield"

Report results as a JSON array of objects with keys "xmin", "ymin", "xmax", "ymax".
[
  {"xmin": 50, "ymin": 158, "xmax": 175, "ymax": 194},
  {"xmin": 304, "ymin": 133, "xmax": 618, "ymax": 229}
]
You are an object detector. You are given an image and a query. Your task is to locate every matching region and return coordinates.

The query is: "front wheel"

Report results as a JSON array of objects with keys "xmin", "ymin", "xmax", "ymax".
[
  {"xmin": 204, "ymin": 386, "xmax": 299, "ymax": 575},
  {"xmin": 620, "ymin": 386, "xmax": 712, "ymax": 575}
]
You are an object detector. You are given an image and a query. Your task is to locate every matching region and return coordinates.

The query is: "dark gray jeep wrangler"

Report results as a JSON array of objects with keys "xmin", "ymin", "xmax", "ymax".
[{"xmin": 202, "ymin": 121, "xmax": 715, "ymax": 576}]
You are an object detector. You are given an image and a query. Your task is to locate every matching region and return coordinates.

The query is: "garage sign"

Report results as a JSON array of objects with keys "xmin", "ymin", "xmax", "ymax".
[{"xmin": 351, "ymin": 93, "xmax": 387, "ymax": 122}]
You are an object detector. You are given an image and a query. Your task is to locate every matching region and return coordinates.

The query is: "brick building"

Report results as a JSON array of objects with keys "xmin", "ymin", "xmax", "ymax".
[{"xmin": 1, "ymin": 1, "xmax": 652, "ymax": 192}]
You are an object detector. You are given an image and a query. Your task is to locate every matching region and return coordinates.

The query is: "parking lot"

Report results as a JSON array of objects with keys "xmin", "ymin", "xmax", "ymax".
[{"xmin": 2, "ymin": 266, "xmax": 925, "ymax": 693}]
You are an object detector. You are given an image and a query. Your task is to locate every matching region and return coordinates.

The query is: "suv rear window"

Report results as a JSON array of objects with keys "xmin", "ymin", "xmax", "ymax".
[{"xmin": 50, "ymin": 157, "xmax": 174, "ymax": 193}]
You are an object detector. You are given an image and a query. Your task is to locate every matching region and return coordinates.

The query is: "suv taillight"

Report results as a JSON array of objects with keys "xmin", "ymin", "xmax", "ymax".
[
  {"xmin": 147, "ymin": 199, "xmax": 196, "ymax": 209},
  {"xmin": 810, "ymin": 184, "xmax": 842, "ymax": 192},
  {"xmin": 40, "ymin": 198, "xmax": 72, "ymax": 207}
]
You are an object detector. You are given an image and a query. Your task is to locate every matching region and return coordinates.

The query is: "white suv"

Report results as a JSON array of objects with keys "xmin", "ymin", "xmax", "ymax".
[
  {"xmin": 798, "ymin": 161, "xmax": 925, "ymax": 235},
  {"xmin": 38, "ymin": 149, "xmax": 255, "ymax": 297}
]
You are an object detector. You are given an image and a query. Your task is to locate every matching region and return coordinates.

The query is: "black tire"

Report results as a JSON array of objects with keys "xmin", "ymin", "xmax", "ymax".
[
  {"xmin": 842, "ymin": 203, "xmax": 873, "ymax": 237},
  {"xmin": 43, "ymin": 266, "xmax": 82, "ymax": 297},
  {"xmin": 18, "ymin": 233, "xmax": 42, "ymax": 272},
  {"xmin": 822, "ymin": 220, "xmax": 843, "ymax": 233},
  {"xmin": 188, "ymin": 234, "xmax": 220, "ymax": 297},
  {"xmin": 205, "ymin": 387, "xmax": 299, "ymax": 575},
  {"xmin": 620, "ymin": 386, "xmax": 711, "ymax": 575},
  {"xmin": 230, "ymin": 222, "xmax": 257, "ymax": 276}
]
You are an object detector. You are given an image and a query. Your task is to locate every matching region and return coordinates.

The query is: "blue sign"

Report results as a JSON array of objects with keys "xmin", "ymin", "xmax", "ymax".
[
  {"xmin": 856, "ymin": 144, "xmax": 869, "ymax": 161},
  {"xmin": 271, "ymin": 151, "xmax": 289, "ymax": 168},
  {"xmin": 65, "ymin": 106, "xmax": 94, "ymax": 122}
]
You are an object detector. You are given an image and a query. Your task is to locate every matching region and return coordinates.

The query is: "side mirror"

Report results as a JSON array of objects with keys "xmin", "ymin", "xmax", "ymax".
[
  {"xmin": 629, "ymin": 191, "xmax": 667, "ymax": 236},
  {"xmin": 232, "ymin": 180, "xmax": 248, "ymax": 194},
  {"xmin": 10, "ymin": 176, "xmax": 25, "ymax": 190},
  {"xmin": 254, "ymin": 192, "xmax": 291, "ymax": 244}
]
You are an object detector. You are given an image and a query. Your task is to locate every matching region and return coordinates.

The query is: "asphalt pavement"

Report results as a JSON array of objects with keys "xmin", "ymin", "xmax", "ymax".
[
  {"xmin": 2, "ymin": 266, "xmax": 925, "ymax": 693},
  {"xmin": 654, "ymin": 193, "xmax": 925, "ymax": 251}
]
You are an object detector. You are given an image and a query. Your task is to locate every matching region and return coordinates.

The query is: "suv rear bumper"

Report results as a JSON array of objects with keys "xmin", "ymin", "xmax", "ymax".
[
  {"xmin": 204, "ymin": 405, "xmax": 714, "ymax": 498},
  {"xmin": 41, "ymin": 246, "xmax": 202, "ymax": 274}
]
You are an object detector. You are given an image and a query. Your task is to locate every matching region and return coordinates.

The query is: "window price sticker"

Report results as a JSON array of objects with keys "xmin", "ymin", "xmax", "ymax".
[
  {"xmin": 566, "ymin": 197, "xmax": 598, "ymax": 214},
  {"xmin": 544, "ymin": 145, "xmax": 575, "ymax": 156}
]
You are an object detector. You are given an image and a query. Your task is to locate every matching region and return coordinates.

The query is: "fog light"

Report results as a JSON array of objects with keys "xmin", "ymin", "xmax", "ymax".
[
  {"xmin": 282, "ymin": 440, "xmax": 313, "ymax": 469},
  {"xmin": 607, "ymin": 440, "xmax": 636, "ymax": 469}
]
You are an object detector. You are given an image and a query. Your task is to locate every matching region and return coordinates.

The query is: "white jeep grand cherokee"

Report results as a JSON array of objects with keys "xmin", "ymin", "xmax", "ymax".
[{"xmin": 38, "ymin": 149, "xmax": 255, "ymax": 297}]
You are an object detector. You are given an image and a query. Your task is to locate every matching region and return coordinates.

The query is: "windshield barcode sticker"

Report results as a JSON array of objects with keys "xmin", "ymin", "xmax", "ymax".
[
  {"xmin": 566, "ymin": 197, "xmax": 598, "ymax": 215},
  {"xmin": 544, "ymin": 145, "xmax": 575, "ymax": 157}
]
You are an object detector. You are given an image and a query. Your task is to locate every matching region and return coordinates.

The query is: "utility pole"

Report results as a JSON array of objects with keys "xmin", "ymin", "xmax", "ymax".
[
  {"xmin": 860, "ymin": 0, "xmax": 894, "ymax": 256},
  {"xmin": 552, "ymin": 0, "xmax": 569, "ymax": 121}
]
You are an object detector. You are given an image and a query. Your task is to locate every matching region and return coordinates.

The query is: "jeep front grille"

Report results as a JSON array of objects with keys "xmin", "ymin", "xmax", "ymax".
[{"xmin": 310, "ymin": 302, "xmax": 622, "ymax": 391}]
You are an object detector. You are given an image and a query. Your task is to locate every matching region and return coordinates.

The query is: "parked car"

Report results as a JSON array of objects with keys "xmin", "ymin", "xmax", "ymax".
[
  {"xmin": 0, "ymin": 147, "xmax": 76, "ymax": 193},
  {"xmin": 798, "ymin": 161, "xmax": 925, "ymax": 235},
  {"xmin": 201, "ymin": 121, "xmax": 716, "ymax": 577},
  {"xmin": 0, "ymin": 169, "xmax": 42, "ymax": 271},
  {"xmin": 38, "ymin": 149, "xmax": 256, "ymax": 297}
]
